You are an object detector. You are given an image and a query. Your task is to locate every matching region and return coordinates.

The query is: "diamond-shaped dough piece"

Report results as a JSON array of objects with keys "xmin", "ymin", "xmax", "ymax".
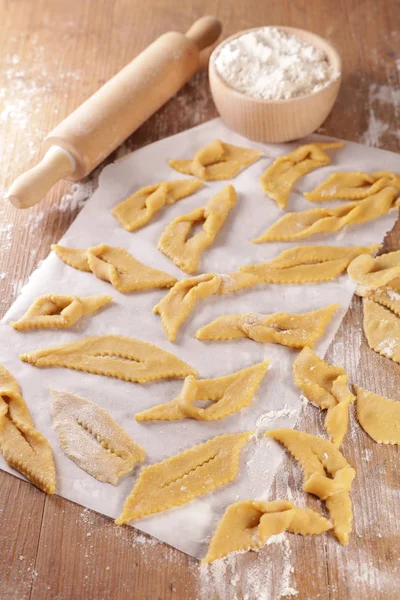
[
  {"xmin": 354, "ymin": 384, "xmax": 400, "ymax": 445},
  {"xmin": 305, "ymin": 170, "xmax": 400, "ymax": 202},
  {"xmin": 363, "ymin": 298, "xmax": 400, "ymax": 363}
]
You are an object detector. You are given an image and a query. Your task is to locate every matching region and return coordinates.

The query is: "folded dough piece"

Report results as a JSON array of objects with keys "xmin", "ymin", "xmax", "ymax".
[
  {"xmin": 0, "ymin": 365, "xmax": 56, "ymax": 494},
  {"xmin": 357, "ymin": 281, "xmax": 400, "ymax": 316},
  {"xmin": 116, "ymin": 431, "xmax": 252, "ymax": 524},
  {"xmin": 253, "ymin": 187, "xmax": 399, "ymax": 243},
  {"xmin": 293, "ymin": 347, "xmax": 355, "ymax": 446},
  {"xmin": 168, "ymin": 139, "xmax": 261, "ymax": 180},
  {"xmin": 266, "ymin": 429, "xmax": 355, "ymax": 545},
  {"xmin": 135, "ymin": 361, "xmax": 270, "ymax": 421},
  {"xmin": 203, "ymin": 499, "xmax": 332, "ymax": 563},
  {"xmin": 11, "ymin": 294, "xmax": 112, "ymax": 330},
  {"xmin": 51, "ymin": 388, "xmax": 145, "ymax": 484},
  {"xmin": 52, "ymin": 243, "xmax": 176, "ymax": 292},
  {"xmin": 305, "ymin": 170, "xmax": 400, "ymax": 202},
  {"xmin": 363, "ymin": 298, "xmax": 400, "ymax": 363},
  {"xmin": 195, "ymin": 305, "xmax": 339, "ymax": 349},
  {"xmin": 20, "ymin": 335, "xmax": 197, "ymax": 383},
  {"xmin": 112, "ymin": 179, "xmax": 203, "ymax": 232},
  {"xmin": 240, "ymin": 244, "xmax": 378, "ymax": 283},
  {"xmin": 348, "ymin": 250, "xmax": 400, "ymax": 289},
  {"xmin": 354, "ymin": 385, "xmax": 400, "ymax": 445},
  {"xmin": 153, "ymin": 271, "xmax": 260, "ymax": 342},
  {"xmin": 158, "ymin": 185, "xmax": 237, "ymax": 274},
  {"xmin": 260, "ymin": 142, "xmax": 344, "ymax": 209}
]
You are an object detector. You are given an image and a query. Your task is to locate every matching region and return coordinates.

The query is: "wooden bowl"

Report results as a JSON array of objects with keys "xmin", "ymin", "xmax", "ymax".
[{"xmin": 209, "ymin": 26, "xmax": 342, "ymax": 143}]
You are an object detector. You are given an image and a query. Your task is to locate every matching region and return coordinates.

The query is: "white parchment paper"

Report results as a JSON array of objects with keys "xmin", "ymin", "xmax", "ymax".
[{"xmin": 0, "ymin": 118, "xmax": 399, "ymax": 559}]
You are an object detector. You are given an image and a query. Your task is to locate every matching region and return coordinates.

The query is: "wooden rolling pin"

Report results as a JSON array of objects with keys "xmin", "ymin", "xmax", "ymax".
[{"xmin": 6, "ymin": 16, "xmax": 222, "ymax": 209}]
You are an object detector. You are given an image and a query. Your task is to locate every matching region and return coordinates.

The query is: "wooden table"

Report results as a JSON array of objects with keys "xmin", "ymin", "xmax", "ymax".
[{"xmin": 0, "ymin": 1, "xmax": 399, "ymax": 598}]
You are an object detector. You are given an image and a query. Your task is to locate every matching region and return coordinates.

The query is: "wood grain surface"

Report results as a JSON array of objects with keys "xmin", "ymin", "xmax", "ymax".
[{"xmin": 0, "ymin": 1, "xmax": 399, "ymax": 598}]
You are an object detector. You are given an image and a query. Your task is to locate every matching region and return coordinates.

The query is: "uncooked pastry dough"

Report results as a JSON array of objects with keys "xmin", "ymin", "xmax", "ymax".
[
  {"xmin": 20, "ymin": 335, "xmax": 197, "ymax": 383},
  {"xmin": 0, "ymin": 365, "xmax": 56, "ymax": 494},
  {"xmin": 195, "ymin": 305, "xmax": 339, "ymax": 349},
  {"xmin": 348, "ymin": 250, "xmax": 400, "ymax": 289},
  {"xmin": 362, "ymin": 298, "xmax": 400, "ymax": 363},
  {"xmin": 203, "ymin": 499, "xmax": 332, "ymax": 563},
  {"xmin": 259, "ymin": 142, "xmax": 344, "ymax": 209},
  {"xmin": 240, "ymin": 245, "xmax": 378, "ymax": 283},
  {"xmin": 354, "ymin": 385, "xmax": 400, "ymax": 445},
  {"xmin": 153, "ymin": 271, "xmax": 260, "ymax": 342},
  {"xmin": 52, "ymin": 243, "xmax": 176, "ymax": 292},
  {"xmin": 357, "ymin": 281, "xmax": 400, "ymax": 316},
  {"xmin": 50, "ymin": 388, "xmax": 145, "ymax": 484},
  {"xmin": 11, "ymin": 294, "xmax": 112, "ymax": 330},
  {"xmin": 253, "ymin": 187, "xmax": 399, "ymax": 243},
  {"xmin": 135, "ymin": 361, "xmax": 270, "ymax": 421},
  {"xmin": 266, "ymin": 429, "xmax": 355, "ymax": 545},
  {"xmin": 293, "ymin": 347, "xmax": 355, "ymax": 446},
  {"xmin": 158, "ymin": 185, "xmax": 237, "ymax": 274},
  {"xmin": 305, "ymin": 171, "xmax": 400, "ymax": 202},
  {"xmin": 115, "ymin": 431, "xmax": 252, "ymax": 524},
  {"xmin": 168, "ymin": 139, "xmax": 261, "ymax": 180},
  {"xmin": 112, "ymin": 179, "xmax": 203, "ymax": 232}
]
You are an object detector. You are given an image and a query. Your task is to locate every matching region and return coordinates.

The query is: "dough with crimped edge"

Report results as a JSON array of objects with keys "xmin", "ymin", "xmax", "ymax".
[
  {"xmin": 348, "ymin": 250, "xmax": 400, "ymax": 289},
  {"xmin": 357, "ymin": 280, "xmax": 400, "ymax": 317},
  {"xmin": 195, "ymin": 305, "xmax": 339, "ymax": 349},
  {"xmin": 52, "ymin": 243, "xmax": 176, "ymax": 292},
  {"xmin": 0, "ymin": 365, "xmax": 56, "ymax": 494},
  {"xmin": 363, "ymin": 298, "xmax": 400, "ymax": 363},
  {"xmin": 158, "ymin": 185, "xmax": 237, "ymax": 274},
  {"xmin": 20, "ymin": 335, "xmax": 197, "ymax": 383},
  {"xmin": 135, "ymin": 361, "xmax": 269, "ymax": 421},
  {"xmin": 115, "ymin": 431, "xmax": 252, "ymax": 524},
  {"xmin": 168, "ymin": 139, "xmax": 261, "ymax": 181},
  {"xmin": 266, "ymin": 428, "xmax": 355, "ymax": 545},
  {"xmin": 260, "ymin": 142, "xmax": 344, "ymax": 209},
  {"xmin": 305, "ymin": 170, "xmax": 400, "ymax": 203},
  {"xmin": 112, "ymin": 179, "xmax": 203, "ymax": 232},
  {"xmin": 203, "ymin": 499, "xmax": 332, "ymax": 563},
  {"xmin": 354, "ymin": 384, "xmax": 400, "ymax": 445}
]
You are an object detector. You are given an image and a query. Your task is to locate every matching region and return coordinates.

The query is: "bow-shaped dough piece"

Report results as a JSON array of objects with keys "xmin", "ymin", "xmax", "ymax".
[
  {"xmin": 305, "ymin": 170, "xmax": 400, "ymax": 202},
  {"xmin": 259, "ymin": 142, "xmax": 344, "ymax": 209},
  {"xmin": 253, "ymin": 187, "xmax": 399, "ymax": 243},
  {"xmin": 11, "ymin": 294, "xmax": 112, "ymax": 330},
  {"xmin": 20, "ymin": 335, "xmax": 197, "ymax": 383},
  {"xmin": 112, "ymin": 179, "xmax": 203, "ymax": 232},
  {"xmin": 195, "ymin": 305, "xmax": 339, "ymax": 349},
  {"xmin": 116, "ymin": 431, "xmax": 252, "ymax": 524},
  {"xmin": 0, "ymin": 365, "xmax": 56, "ymax": 494},
  {"xmin": 266, "ymin": 429, "xmax": 355, "ymax": 545},
  {"xmin": 51, "ymin": 388, "xmax": 145, "ymax": 484},
  {"xmin": 354, "ymin": 385, "xmax": 400, "ymax": 445},
  {"xmin": 135, "ymin": 361, "xmax": 269, "ymax": 421},
  {"xmin": 203, "ymin": 499, "xmax": 332, "ymax": 563},
  {"xmin": 293, "ymin": 347, "xmax": 355, "ymax": 446},
  {"xmin": 348, "ymin": 250, "xmax": 400, "ymax": 289},
  {"xmin": 153, "ymin": 271, "xmax": 260, "ymax": 342},
  {"xmin": 52, "ymin": 243, "xmax": 176, "ymax": 292},
  {"xmin": 168, "ymin": 139, "xmax": 261, "ymax": 180},
  {"xmin": 158, "ymin": 185, "xmax": 237, "ymax": 274},
  {"xmin": 240, "ymin": 244, "xmax": 379, "ymax": 283},
  {"xmin": 363, "ymin": 298, "xmax": 400, "ymax": 363}
]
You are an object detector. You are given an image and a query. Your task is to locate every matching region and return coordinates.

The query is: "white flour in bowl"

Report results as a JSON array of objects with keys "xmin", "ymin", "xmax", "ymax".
[{"xmin": 213, "ymin": 27, "xmax": 339, "ymax": 101}]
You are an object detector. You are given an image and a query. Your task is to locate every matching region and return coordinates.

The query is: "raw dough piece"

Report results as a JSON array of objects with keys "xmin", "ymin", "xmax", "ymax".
[
  {"xmin": 203, "ymin": 499, "xmax": 332, "ymax": 563},
  {"xmin": 52, "ymin": 243, "xmax": 176, "ymax": 292},
  {"xmin": 0, "ymin": 365, "xmax": 56, "ymax": 494},
  {"xmin": 158, "ymin": 185, "xmax": 237, "ymax": 274},
  {"xmin": 266, "ymin": 429, "xmax": 355, "ymax": 545},
  {"xmin": 135, "ymin": 361, "xmax": 270, "ymax": 421},
  {"xmin": 357, "ymin": 281, "xmax": 400, "ymax": 316},
  {"xmin": 20, "ymin": 335, "xmax": 197, "ymax": 383},
  {"xmin": 363, "ymin": 298, "xmax": 400, "ymax": 363},
  {"xmin": 50, "ymin": 388, "xmax": 145, "ymax": 484},
  {"xmin": 348, "ymin": 250, "xmax": 400, "ymax": 289},
  {"xmin": 259, "ymin": 142, "xmax": 344, "ymax": 209},
  {"xmin": 116, "ymin": 431, "xmax": 252, "ymax": 524},
  {"xmin": 240, "ymin": 244, "xmax": 378, "ymax": 283},
  {"xmin": 354, "ymin": 385, "xmax": 400, "ymax": 445},
  {"xmin": 293, "ymin": 347, "xmax": 355, "ymax": 446},
  {"xmin": 168, "ymin": 139, "xmax": 261, "ymax": 180},
  {"xmin": 305, "ymin": 171, "xmax": 400, "ymax": 202},
  {"xmin": 153, "ymin": 271, "xmax": 260, "ymax": 342},
  {"xmin": 112, "ymin": 179, "xmax": 203, "ymax": 232},
  {"xmin": 253, "ymin": 187, "xmax": 399, "ymax": 243},
  {"xmin": 11, "ymin": 294, "xmax": 112, "ymax": 330},
  {"xmin": 195, "ymin": 305, "xmax": 339, "ymax": 349}
]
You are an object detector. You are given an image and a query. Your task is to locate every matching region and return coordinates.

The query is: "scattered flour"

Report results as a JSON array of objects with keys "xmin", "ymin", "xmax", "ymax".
[
  {"xmin": 361, "ymin": 82, "xmax": 400, "ymax": 147},
  {"xmin": 256, "ymin": 406, "xmax": 299, "ymax": 429}
]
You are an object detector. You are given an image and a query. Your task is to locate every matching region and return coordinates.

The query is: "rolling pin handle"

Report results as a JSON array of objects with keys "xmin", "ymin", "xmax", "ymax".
[{"xmin": 185, "ymin": 16, "xmax": 222, "ymax": 51}]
